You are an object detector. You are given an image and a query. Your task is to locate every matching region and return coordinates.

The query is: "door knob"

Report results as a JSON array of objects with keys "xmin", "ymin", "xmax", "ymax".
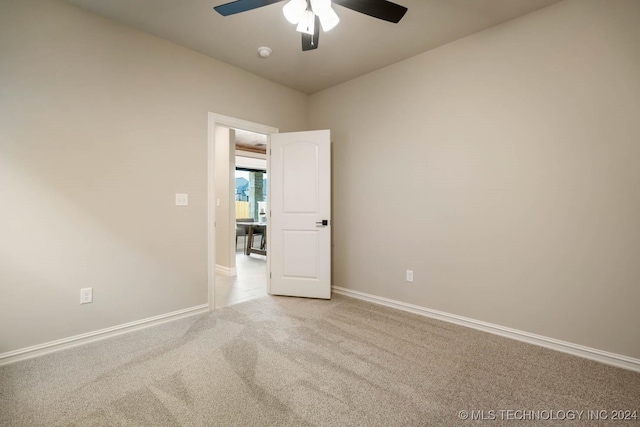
[{"xmin": 315, "ymin": 220, "xmax": 329, "ymax": 226}]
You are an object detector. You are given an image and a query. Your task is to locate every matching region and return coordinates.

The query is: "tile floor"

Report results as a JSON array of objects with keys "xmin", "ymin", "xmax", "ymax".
[{"xmin": 214, "ymin": 241, "xmax": 267, "ymax": 309}]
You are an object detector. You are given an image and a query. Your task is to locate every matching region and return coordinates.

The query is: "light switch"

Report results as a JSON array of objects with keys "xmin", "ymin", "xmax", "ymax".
[
  {"xmin": 216, "ymin": 198, "xmax": 221, "ymax": 207},
  {"xmin": 175, "ymin": 193, "xmax": 188, "ymax": 206}
]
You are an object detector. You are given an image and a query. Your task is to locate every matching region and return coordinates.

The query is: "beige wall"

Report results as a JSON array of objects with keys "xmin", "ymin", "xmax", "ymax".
[
  {"xmin": 310, "ymin": 0, "xmax": 640, "ymax": 359},
  {"xmin": 0, "ymin": 0, "xmax": 307, "ymax": 353}
]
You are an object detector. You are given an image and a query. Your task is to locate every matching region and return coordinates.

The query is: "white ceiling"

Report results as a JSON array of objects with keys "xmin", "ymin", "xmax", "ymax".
[{"xmin": 65, "ymin": 0, "xmax": 562, "ymax": 94}]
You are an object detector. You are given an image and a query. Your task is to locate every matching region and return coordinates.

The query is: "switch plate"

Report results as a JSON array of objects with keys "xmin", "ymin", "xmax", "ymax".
[
  {"xmin": 80, "ymin": 287, "xmax": 93, "ymax": 304},
  {"xmin": 175, "ymin": 193, "xmax": 188, "ymax": 206},
  {"xmin": 406, "ymin": 270, "xmax": 414, "ymax": 282}
]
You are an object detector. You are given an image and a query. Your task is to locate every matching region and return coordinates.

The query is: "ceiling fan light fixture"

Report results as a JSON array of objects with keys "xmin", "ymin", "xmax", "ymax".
[
  {"xmin": 283, "ymin": 0, "xmax": 306, "ymax": 24},
  {"xmin": 310, "ymin": 0, "xmax": 338, "ymax": 32},
  {"xmin": 296, "ymin": 9, "xmax": 315, "ymax": 35},
  {"xmin": 310, "ymin": 0, "xmax": 331, "ymax": 15},
  {"xmin": 317, "ymin": 6, "xmax": 339, "ymax": 32},
  {"xmin": 216, "ymin": 0, "xmax": 408, "ymax": 52}
]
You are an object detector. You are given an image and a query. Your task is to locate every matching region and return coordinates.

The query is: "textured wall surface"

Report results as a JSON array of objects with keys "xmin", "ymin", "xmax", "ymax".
[
  {"xmin": 310, "ymin": 0, "xmax": 640, "ymax": 358},
  {"xmin": 0, "ymin": 0, "xmax": 308, "ymax": 353}
]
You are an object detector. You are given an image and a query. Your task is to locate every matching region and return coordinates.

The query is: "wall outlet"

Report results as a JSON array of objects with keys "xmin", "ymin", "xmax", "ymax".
[
  {"xmin": 80, "ymin": 287, "xmax": 93, "ymax": 304},
  {"xmin": 406, "ymin": 270, "xmax": 414, "ymax": 282}
]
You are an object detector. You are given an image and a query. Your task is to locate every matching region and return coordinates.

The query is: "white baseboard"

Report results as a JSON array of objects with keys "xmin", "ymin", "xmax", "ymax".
[
  {"xmin": 0, "ymin": 304, "xmax": 209, "ymax": 366},
  {"xmin": 332, "ymin": 286, "xmax": 640, "ymax": 373},
  {"xmin": 215, "ymin": 264, "xmax": 237, "ymax": 276}
]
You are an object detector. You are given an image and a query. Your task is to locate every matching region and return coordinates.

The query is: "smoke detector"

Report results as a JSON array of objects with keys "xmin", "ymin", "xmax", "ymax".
[{"xmin": 257, "ymin": 46, "xmax": 272, "ymax": 58}]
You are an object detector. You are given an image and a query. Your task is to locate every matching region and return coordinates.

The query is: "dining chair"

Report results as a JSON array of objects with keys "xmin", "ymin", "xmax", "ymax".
[{"xmin": 236, "ymin": 218, "xmax": 253, "ymax": 251}]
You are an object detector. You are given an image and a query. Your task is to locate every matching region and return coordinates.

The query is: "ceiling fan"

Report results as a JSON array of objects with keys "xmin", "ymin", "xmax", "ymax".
[{"xmin": 214, "ymin": 0, "xmax": 408, "ymax": 51}]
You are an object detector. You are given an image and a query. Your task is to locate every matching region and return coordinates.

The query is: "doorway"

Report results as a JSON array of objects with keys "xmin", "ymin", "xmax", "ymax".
[
  {"xmin": 219, "ymin": 134, "xmax": 268, "ymax": 308},
  {"xmin": 207, "ymin": 113, "xmax": 278, "ymax": 311}
]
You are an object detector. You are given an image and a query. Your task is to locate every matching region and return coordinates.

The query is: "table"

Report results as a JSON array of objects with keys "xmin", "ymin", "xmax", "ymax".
[{"xmin": 237, "ymin": 222, "xmax": 267, "ymax": 256}]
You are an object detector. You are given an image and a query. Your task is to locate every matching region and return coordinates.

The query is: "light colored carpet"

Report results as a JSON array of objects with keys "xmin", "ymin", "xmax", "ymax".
[{"xmin": 1, "ymin": 294, "xmax": 638, "ymax": 426}]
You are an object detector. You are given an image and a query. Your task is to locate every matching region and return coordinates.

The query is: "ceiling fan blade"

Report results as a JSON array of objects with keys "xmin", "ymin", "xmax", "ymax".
[
  {"xmin": 332, "ymin": 0, "xmax": 407, "ymax": 23},
  {"xmin": 214, "ymin": 0, "xmax": 283, "ymax": 16},
  {"xmin": 301, "ymin": 15, "xmax": 321, "ymax": 51}
]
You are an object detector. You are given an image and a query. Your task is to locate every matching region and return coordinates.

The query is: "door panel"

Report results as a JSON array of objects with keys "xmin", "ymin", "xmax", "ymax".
[
  {"xmin": 283, "ymin": 142, "xmax": 318, "ymax": 213},
  {"xmin": 269, "ymin": 130, "xmax": 331, "ymax": 299},
  {"xmin": 283, "ymin": 230, "xmax": 318, "ymax": 278}
]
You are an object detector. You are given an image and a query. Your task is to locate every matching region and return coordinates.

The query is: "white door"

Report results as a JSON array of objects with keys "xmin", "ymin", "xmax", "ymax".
[{"xmin": 269, "ymin": 130, "xmax": 331, "ymax": 299}]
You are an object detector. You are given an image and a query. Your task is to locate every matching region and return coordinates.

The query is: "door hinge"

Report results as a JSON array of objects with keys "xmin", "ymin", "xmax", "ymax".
[{"xmin": 270, "ymin": 272, "xmax": 272, "ymax": 279}]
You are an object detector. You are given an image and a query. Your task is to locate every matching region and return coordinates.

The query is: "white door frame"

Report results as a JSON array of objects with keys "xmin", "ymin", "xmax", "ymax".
[{"xmin": 207, "ymin": 112, "xmax": 278, "ymax": 310}]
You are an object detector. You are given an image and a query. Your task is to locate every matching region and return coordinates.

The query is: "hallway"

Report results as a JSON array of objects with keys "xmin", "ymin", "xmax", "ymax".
[{"xmin": 214, "ymin": 247, "xmax": 267, "ymax": 309}]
